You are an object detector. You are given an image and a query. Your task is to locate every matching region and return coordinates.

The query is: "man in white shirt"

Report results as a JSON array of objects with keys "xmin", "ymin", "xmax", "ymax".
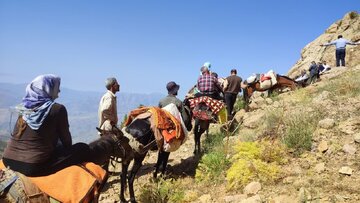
[
  {"xmin": 98, "ymin": 77, "xmax": 120, "ymax": 131},
  {"xmin": 321, "ymin": 35, "xmax": 359, "ymax": 67}
]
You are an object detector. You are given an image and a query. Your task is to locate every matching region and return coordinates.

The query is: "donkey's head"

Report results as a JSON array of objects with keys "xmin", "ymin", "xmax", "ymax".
[{"xmin": 95, "ymin": 126, "xmax": 129, "ymax": 159}]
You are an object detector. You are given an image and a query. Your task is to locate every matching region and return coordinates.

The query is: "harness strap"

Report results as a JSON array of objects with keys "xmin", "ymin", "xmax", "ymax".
[
  {"xmin": 0, "ymin": 172, "xmax": 18, "ymax": 193},
  {"xmin": 0, "ymin": 169, "xmax": 27, "ymax": 203},
  {"xmin": 140, "ymin": 139, "xmax": 157, "ymax": 154}
]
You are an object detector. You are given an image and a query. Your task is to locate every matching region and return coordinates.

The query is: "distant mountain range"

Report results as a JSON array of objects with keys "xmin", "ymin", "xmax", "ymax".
[{"xmin": 0, "ymin": 82, "xmax": 164, "ymax": 144}]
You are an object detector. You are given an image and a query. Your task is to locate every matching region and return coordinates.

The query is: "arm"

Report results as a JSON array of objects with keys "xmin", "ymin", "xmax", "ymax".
[
  {"xmin": 345, "ymin": 39, "xmax": 358, "ymax": 45},
  {"xmin": 322, "ymin": 40, "xmax": 336, "ymax": 46},
  {"xmin": 57, "ymin": 105, "xmax": 72, "ymax": 148},
  {"xmin": 223, "ymin": 78, "xmax": 229, "ymax": 91},
  {"xmin": 213, "ymin": 77, "xmax": 224, "ymax": 93}
]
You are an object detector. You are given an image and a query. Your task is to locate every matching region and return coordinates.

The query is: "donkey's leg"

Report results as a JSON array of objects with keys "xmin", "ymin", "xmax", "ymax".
[
  {"xmin": 160, "ymin": 151, "xmax": 170, "ymax": 176},
  {"xmin": 120, "ymin": 163, "xmax": 129, "ymax": 203},
  {"xmin": 153, "ymin": 150, "xmax": 162, "ymax": 178},
  {"xmin": 128, "ymin": 155, "xmax": 146, "ymax": 203},
  {"xmin": 153, "ymin": 150, "xmax": 171, "ymax": 178},
  {"xmin": 194, "ymin": 119, "xmax": 201, "ymax": 154}
]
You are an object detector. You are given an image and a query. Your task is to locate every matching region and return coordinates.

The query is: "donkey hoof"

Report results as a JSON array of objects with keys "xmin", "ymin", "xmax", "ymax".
[{"xmin": 120, "ymin": 198, "xmax": 128, "ymax": 203}]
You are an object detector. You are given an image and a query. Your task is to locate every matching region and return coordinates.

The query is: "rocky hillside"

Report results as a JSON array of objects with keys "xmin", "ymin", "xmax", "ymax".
[
  {"xmin": 98, "ymin": 12, "xmax": 360, "ymax": 203},
  {"xmin": 99, "ymin": 64, "xmax": 360, "ymax": 203},
  {"xmin": 288, "ymin": 11, "xmax": 360, "ymax": 78}
]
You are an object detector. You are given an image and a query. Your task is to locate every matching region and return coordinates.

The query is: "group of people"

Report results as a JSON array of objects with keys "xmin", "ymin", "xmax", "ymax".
[
  {"xmin": 193, "ymin": 62, "xmax": 243, "ymax": 120},
  {"xmin": 3, "ymin": 34, "xmax": 358, "ymax": 179},
  {"xmin": 295, "ymin": 60, "xmax": 331, "ymax": 85},
  {"xmin": 2, "ymin": 62, "xmax": 244, "ymax": 177},
  {"xmin": 295, "ymin": 35, "xmax": 359, "ymax": 86}
]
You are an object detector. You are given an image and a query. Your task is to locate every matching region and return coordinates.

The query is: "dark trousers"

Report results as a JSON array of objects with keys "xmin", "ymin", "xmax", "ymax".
[
  {"xmin": 225, "ymin": 93, "xmax": 237, "ymax": 118},
  {"xmin": 336, "ymin": 49, "xmax": 346, "ymax": 67},
  {"xmin": 3, "ymin": 143, "xmax": 92, "ymax": 177}
]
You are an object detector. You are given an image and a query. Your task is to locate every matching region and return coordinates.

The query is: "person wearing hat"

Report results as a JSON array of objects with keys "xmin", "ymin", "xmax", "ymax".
[
  {"xmin": 223, "ymin": 69, "xmax": 242, "ymax": 120},
  {"xmin": 195, "ymin": 66, "xmax": 223, "ymax": 100},
  {"xmin": 159, "ymin": 81, "xmax": 184, "ymax": 112}
]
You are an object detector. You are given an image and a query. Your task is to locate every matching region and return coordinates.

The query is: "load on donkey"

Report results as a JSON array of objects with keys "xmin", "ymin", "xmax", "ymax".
[
  {"xmin": 185, "ymin": 86, "xmax": 227, "ymax": 154},
  {"xmin": 242, "ymin": 70, "xmax": 300, "ymax": 105},
  {"xmin": 0, "ymin": 103, "xmax": 192, "ymax": 203}
]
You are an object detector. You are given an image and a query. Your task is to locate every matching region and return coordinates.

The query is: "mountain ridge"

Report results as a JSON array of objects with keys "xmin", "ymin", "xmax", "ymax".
[{"xmin": 0, "ymin": 83, "xmax": 165, "ymax": 143}]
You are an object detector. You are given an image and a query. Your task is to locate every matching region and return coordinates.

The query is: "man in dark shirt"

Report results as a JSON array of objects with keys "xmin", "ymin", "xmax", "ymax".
[
  {"xmin": 307, "ymin": 61, "xmax": 319, "ymax": 85},
  {"xmin": 159, "ymin": 81, "xmax": 184, "ymax": 113},
  {"xmin": 195, "ymin": 66, "xmax": 223, "ymax": 100},
  {"xmin": 224, "ymin": 69, "xmax": 242, "ymax": 119}
]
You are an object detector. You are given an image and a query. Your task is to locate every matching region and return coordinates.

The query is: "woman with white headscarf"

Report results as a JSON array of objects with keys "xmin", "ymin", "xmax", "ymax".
[{"xmin": 2, "ymin": 74, "xmax": 92, "ymax": 176}]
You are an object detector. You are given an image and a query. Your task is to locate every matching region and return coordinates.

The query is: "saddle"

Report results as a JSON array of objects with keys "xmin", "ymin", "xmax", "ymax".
[
  {"xmin": 189, "ymin": 96, "xmax": 226, "ymax": 122},
  {"xmin": 247, "ymin": 70, "xmax": 278, "ymax": 90},
  {"xmin": 124, "ymin": 105, "xmax": 187, "ymax": 153},
  {"xmin": 0, "ymin": 160, "xmax": 106, "ymax": 203}
]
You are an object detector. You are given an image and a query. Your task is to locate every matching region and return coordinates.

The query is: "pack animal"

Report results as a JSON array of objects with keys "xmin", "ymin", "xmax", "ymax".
[
  {"xmin": 242, "ymin": 74, "xmax": 299, "ymax": 104},
  {"xmin": 0, "ymin": 129, "xmax": 128, "ymax": 203},
  {"xmin": 104, "ymin": 105, "xmax": 192, "ymax": 203},
  {"xmin": 1, "ymin": 105, "xmax": 192, "ymax": 203},
  {"xmin": 184, "ymin": 97, "xmax": 224, "ymax": 154}
]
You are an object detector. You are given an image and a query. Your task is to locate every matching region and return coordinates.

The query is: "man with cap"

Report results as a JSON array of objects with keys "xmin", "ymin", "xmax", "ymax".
[
  {"xmin": 159, "ymin": 81, "xmax": 184, "ymax": 112},
  {"xmin": 98, "ymin": 77, "xmax": 120, "ymax": 132},
  {"xmin": 195, "ymin": 66, "xmax": 223, "ymax": 100}
]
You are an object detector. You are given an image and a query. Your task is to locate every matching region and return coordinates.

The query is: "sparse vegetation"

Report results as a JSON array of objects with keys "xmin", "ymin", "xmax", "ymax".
[
  {"xmin": 349, "ymin": 11, "xmax": 358, "ymax": 19},
  {"xmin": 195, "ymin": 133, "xmax": 231, "ymax": 183},
  {"xmin": 226, "ymin": 141, "xmax": 286, "ymax": 190},
  {"xmin": 282, "ymin": 110, "xmax": 321, "ymax": 156},
  {"xmin": 138, "ymin": 178, "xmax": 186, "ymax": 203},
  {"xmin": 316, "ymin": 70, "xmax": 360, "ymax": 99},
  {"xmin": 233, "ymin": 96, "xmax": 246, "ymax": 112}
]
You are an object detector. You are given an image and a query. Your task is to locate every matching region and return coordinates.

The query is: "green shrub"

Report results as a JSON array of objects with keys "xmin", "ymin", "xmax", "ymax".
[
  {"xmin": 195, "ymin": 132, "xmax": 230, "ymax": 183},
  {"xmin": 203, "ymin": 132, "xmax": 225, "ymax": 153},
  {"xmin": 282, "ymin": 112, "xmax": 317, "ymax": 155},
  {"xmin": 138, "ymin": 178, "xmax": 185, "ymax": 203},
  {"xmin": 349, "ymin": 11, "xmax": 358, "ymax": 19},
  {"xmin": 264, "ymin": 108, "xmax": 284, "ymax": 136},
  {"xmin": 233, "ymin": 96, "xmax": 246, "ymax": 111},
  {"xmin": 195, "ymin": 150, "xmax": 230, "ymax": 183}
]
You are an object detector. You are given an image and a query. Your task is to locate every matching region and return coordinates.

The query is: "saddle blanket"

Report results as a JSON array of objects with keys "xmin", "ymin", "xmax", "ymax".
[
  {"xmin": 189, "ymin": 96, "xmax": 225, "ymax": 115},
  {"xmin": 0, "ymin": 160, "xmax": 106, "ymax": 203}
]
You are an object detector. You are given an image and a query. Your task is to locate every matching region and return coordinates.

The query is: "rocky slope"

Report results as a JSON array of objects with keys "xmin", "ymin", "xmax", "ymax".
[
  {"xmin": 287, "ymin": 11, "xmax": 360, "ymax": 79},
  {"xmin": 98, "ymin": 12, "xmax": 360, "ymax": 203}
]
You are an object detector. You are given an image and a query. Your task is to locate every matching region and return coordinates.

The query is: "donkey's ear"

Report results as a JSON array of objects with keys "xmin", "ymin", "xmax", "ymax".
[{"xmin": 96, "ymin": 127, "xmax": 103, "ymax": 133}]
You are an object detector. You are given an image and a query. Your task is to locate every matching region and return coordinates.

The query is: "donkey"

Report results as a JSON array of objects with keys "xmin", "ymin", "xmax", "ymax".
[
  {"xmin": 0, "ymin": 129, "xmax": 131, "ymax": 203},
  {"xmin": 183, "ymin": 97, "xmax": 222, "ymax": 154},
  {"xmin": 99, "ymin": 105, "xmax": 192, "ymax": 203},
  {"xmin": 242, "ymin": 74, "xmax": 299, "ymax": 104},
  {"xmin": 1, "ymin": 104, "xmax": 192, "ymax": 203}
]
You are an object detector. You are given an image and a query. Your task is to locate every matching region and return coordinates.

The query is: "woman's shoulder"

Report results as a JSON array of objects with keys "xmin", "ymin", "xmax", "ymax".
[{"xmin": 51, "ymin": 103, "xmax": 67, "ymax": 112}]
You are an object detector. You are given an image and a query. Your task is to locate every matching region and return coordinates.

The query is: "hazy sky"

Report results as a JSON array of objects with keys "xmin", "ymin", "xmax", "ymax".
[{"xmin": 0, "ymin": 1, "xmax": 358, "ymax": 98}]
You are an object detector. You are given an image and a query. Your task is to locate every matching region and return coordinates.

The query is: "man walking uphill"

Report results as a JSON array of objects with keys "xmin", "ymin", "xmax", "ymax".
[
  {"xmin": 321, "ymin": 35, "xmax": 359, "ymax": 67},
  {"xmin": 224, "ymin": 69, "xmax": 242, "ymax": 120}
]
